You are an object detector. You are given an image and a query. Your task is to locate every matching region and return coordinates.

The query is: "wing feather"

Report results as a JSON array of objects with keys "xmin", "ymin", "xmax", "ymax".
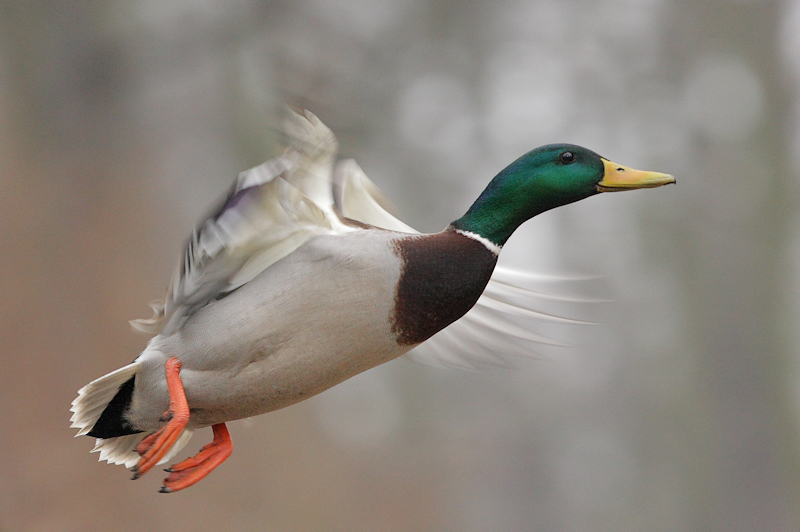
[{"xmin": 131, "ymin": 110, "xmax": 347, "ymax": 336}]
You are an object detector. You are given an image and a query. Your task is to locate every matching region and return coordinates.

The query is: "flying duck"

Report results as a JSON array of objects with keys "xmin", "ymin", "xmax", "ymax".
[{"xmin": 70, "ymin": 109, "xmax": 674, "ymax": 492}]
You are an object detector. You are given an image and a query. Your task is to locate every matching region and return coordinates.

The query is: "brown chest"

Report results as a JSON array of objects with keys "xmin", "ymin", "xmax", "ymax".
[{"xmin": 391, "ymin": 230, "xmax": 498, "ymax": 345}]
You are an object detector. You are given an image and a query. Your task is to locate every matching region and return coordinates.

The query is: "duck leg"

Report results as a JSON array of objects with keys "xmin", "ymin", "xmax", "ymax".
[
  {"xmin": 131, "ymin": 357, "xmax": 189, "ymax": 480},
  {"xmin": 160, "ymin": 423, "xmax": 233, "ymax": 493}
]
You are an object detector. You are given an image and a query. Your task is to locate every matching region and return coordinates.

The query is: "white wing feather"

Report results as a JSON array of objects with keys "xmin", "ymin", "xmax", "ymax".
[
  {"xmin": 131, "ymin": 109, "xmax": 353, "ymax": 336},
  {"xmin": 333, "ymin": 159, "xmax": 417, "ymax": 234}
]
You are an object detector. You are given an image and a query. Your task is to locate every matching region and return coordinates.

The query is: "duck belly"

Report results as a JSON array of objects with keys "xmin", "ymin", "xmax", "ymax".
[{"xmin": 127, "ymin": 231, "xmax": 410, "ymax": 430}]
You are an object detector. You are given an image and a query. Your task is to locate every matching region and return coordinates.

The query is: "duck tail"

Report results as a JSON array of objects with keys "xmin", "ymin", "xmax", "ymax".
[{"xmin": 70, "ymin": 362, "xmax": 194, "ymax": 468}]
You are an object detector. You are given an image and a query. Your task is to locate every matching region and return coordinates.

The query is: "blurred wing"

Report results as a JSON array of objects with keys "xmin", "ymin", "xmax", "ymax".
[
  {"xmin": 333, "ymin": 159, "xmax": 417, "ymax": 233},
  {"xmin": 405, "ymin": 269, "xmax": 602, "ymax": 369},
  {"xmin": 132, "ymin": 109, "xmax": 347, "ymax": 336},
  {"xmin": 332, "ymin": 159, "xmax": 600, "ymax": 368}
]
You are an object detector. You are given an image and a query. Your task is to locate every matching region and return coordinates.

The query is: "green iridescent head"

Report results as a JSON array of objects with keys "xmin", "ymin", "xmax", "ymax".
[{"xmin": 451, "ymin": 144, "xmax": 674, "ymax": 246}]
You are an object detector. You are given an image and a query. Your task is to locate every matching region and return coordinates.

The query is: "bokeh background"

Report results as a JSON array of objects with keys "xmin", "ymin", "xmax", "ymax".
[{"xmin": 3, "ymin": 1, "xmax": 800, "ymax": 530}]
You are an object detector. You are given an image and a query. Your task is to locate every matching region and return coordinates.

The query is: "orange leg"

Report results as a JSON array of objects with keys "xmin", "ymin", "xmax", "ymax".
[
  {"xmin": 159, "ymin": 422, "xmax": 233, "ymax": 493},
  {"xmin": 131, "ymin": 357, "xmax": 189, "ymax": 480}
]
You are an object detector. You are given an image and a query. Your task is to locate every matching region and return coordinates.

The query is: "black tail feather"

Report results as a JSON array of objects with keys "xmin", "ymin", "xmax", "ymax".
[{"xmin": 86, "ymin": 376, "xmax": 142, "ymax": 438}]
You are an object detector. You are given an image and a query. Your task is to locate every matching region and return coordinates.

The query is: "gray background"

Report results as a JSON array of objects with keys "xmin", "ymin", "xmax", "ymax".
[{"xmin": 2, "ymin": 1, "xmax": 799, "ymax": 530}]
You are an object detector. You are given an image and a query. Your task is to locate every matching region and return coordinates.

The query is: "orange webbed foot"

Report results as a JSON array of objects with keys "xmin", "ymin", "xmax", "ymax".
[
  {"xmin": 131, "ymin": 358, "xmax": 189, "ymax": 480},
  {"xmin": 159, "ymin": 423, "xmax": 233, "ymax": 493}
]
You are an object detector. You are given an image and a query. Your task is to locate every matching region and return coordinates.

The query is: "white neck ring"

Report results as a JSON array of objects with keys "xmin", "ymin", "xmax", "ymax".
[{"xmin": 454, "ymin": 229, "xmax": 503, "ymax": 256}]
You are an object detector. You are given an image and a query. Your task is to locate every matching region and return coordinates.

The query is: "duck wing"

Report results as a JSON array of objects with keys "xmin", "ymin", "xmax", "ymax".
[
  {"xmin": 333, "ymin": 158, "xmax": 598, "ymax": 369},
  {"xmin": 132, "ymin": 110, "xmax": 349, "ymax": 336}
]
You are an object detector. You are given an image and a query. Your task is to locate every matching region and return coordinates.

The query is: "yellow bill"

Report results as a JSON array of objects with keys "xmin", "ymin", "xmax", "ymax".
[{"xmin": 597, "ymin": 159, "xmax": 676, "ymax": 192}]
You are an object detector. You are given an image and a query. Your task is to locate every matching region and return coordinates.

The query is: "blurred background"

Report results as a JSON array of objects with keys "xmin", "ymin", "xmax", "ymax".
[{"xmin": 2, "ymin": 1, "xmax": 800, "ymax": 530}]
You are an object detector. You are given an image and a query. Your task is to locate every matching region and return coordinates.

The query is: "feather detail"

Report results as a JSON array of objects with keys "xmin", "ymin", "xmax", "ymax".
[
  {"xmin": 129, "ymin": 300, "xmax": 165, "ymax": 334},
  {"xmin": 132, "ymin": 109, "xmax": 355, "ymax": 337},
  {"xmin": 70, "ymin": 363, "xmax": 140, "ymax": 437},
  {"xmin": 280, "ymin": 109, "xmax": 338, "ymax": 210},
  {"xmin": 90, "ymin": 429, "xmax": 194, "ymax": 469},
  {"xmin": 333, "ymin": 159, "xmax": 416, "ymax": 233}
]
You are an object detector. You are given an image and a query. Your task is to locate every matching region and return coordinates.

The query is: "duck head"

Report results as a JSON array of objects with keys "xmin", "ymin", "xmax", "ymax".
[{"xmin": 451, "ymin": 144, "xmax": 675, "ymax": 247}]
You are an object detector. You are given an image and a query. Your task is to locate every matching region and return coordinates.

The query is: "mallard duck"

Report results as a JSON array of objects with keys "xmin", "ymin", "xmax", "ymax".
[{"xmin": 70, "ymin": 110, "xmax": 674, "ymax": 493}]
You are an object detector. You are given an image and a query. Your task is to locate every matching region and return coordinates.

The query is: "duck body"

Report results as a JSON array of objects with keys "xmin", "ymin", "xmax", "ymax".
[
  {"xmin": 71, "ymin": 109, "xmax": 674, "ymax": 492},
  {"xmin": 128, "ymin": 227, "xmax": 495, "ymax": 430}
]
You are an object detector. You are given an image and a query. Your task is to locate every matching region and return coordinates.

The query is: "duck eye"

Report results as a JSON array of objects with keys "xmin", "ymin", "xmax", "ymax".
[{"xmin": 559, "ymin": 151, "xmax": 575, "ymax": 164}]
